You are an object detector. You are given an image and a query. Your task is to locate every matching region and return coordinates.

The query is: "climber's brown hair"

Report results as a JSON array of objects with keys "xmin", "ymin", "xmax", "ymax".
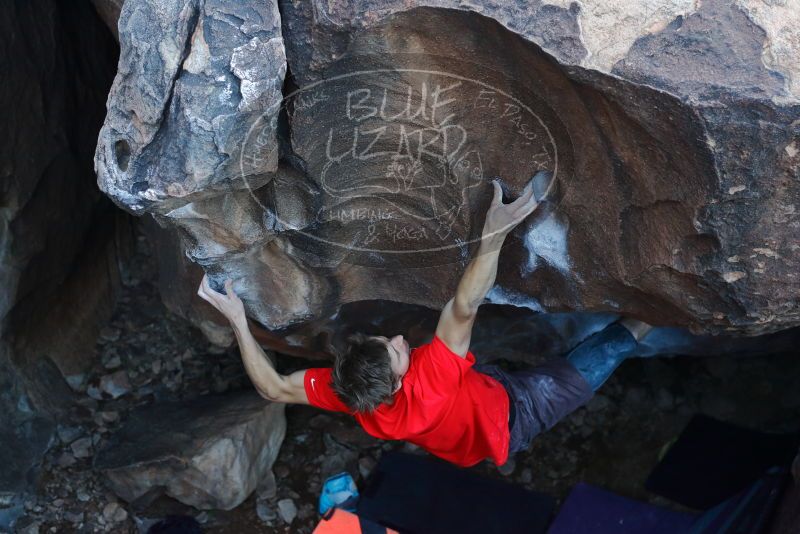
[{"xmin": 331, "ymin": 333, "xmax": 397, "ymax": 413}]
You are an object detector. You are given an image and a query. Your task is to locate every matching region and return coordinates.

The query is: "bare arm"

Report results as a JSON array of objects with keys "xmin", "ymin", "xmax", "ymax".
[
  {"xmin": 436, "ymin": 178, "xmax": 539, "ymax": 357},
  {"xmin": 197, "ymin": 276, "xmax": 308, "ymax": 404}
]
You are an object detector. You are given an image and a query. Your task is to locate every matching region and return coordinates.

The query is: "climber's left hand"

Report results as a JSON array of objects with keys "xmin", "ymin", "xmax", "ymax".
[{"xmin": 481, "ymin": 178, "xmax": 538, "ymax": 241}]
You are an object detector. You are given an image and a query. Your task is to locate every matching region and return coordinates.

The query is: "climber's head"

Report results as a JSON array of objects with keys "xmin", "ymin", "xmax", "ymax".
[{"xmin": 332, "ymin": 333, "xmax": 410, "ymax": 412}]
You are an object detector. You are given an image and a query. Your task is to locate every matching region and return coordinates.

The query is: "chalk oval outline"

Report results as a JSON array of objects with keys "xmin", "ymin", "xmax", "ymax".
[{"xmin": 238, "ymin": 67, "xmax": 559, "ymax": 255}]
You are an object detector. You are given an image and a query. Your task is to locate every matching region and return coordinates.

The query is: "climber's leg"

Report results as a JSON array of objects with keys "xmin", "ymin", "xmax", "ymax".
[
  {"xmin": 565, "ymin": 319, "xmax": 651, "ymax": 392},
  {"xmin": 475, "ymin": 319, "xmax": 653, "ymax": 458},
  {"xmin": 477, "ymin": 358, "xmax": 594, "ymax": 457}
]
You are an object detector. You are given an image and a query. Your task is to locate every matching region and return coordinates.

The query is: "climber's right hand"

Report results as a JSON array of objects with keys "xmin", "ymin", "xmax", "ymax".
[{"xmin": 197, "ymin": 275, "xmax": 245, "ymax": 326}]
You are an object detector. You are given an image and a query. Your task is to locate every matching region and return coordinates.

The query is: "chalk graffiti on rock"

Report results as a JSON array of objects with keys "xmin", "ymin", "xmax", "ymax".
[
  {"xmin": 318, "ymin": 80, "xmax": 485, "ymax": 242},
  {"xmin": 317, "ymin": 207, "xmax": 395, "ymax": 224},
  {"xmin": 239, "ymin": 67, "xmax": 561, "ymax": 257}
]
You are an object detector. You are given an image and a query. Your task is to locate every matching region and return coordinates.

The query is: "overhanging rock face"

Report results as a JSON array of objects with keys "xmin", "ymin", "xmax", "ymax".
[{"xmin": 95, "ymin": 0, "xmax": 800, "ymax": 337}]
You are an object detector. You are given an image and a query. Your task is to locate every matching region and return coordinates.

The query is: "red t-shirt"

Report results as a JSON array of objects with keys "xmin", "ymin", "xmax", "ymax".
[{"xmin": 303, "ymin": 335, "xmax": 510, "ymax": 467}]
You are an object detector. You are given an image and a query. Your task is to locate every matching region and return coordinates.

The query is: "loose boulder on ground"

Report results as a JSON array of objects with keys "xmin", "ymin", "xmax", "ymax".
[{"xmin": 94, "ymin": 390, "xmax": 286, "ymax": 510}]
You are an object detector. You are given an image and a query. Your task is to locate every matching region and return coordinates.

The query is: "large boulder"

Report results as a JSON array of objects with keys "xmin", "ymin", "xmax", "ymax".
[
  {"xmin": 94, "ymin": 391, "xmax": 286, "ymax": 510},
  {"xmin": 94, "ymin": 0, "xmax": 800, "ymax": 337}
]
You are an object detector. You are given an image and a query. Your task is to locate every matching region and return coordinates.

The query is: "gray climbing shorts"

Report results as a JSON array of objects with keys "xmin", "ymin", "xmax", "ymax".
[{"xmin": 475, "ymin": 359, "xmax": 593, "ymax": 455}]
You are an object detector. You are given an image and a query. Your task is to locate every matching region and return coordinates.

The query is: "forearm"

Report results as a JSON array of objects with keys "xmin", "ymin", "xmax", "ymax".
[
  {"xmin": 452, "ymin": 234, "xmax": 506, "ymax": 317},
  {"xmin": 230, "ymin": 319, "xmax": 289, "ymax": 400}
]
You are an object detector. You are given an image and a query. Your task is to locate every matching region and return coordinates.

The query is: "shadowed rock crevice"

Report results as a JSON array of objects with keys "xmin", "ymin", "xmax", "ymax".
[{"xmin": 0, "ymin": 0, "xmax": 128, "ymax": 522}]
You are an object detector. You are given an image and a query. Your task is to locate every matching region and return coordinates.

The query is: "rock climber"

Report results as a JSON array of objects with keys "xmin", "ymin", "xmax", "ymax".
[{"xmin": 197, "ymin": 176, "xmax": 653, "ymax": 468}]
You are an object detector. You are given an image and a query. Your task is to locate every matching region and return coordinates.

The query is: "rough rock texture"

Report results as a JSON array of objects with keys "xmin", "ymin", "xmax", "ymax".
[
  {"xmin": 94, "ymin": 0, "xmax": 800, "ymax": 338},
  {"xmin": 0, "ymin": 0, "xmax": 124, "ymax": 518},
  {"xmin": 94, "ymin": 391, "xmax": 286, "ymax": 510},
  {"xmin": 95, "ymin": 0, "xmax": 286, "ymax": 214}
]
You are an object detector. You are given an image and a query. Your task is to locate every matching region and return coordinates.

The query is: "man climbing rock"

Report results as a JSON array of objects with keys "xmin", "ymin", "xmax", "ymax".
[{"xmin": 197, "ymin": 176, "xmax": 652, "ymax": 468}]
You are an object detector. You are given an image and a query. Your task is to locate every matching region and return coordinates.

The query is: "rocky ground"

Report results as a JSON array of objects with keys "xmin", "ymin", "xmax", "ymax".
[{"xmin": 9, "ymin": 228, "xmax": 800, "ymax": 533}]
